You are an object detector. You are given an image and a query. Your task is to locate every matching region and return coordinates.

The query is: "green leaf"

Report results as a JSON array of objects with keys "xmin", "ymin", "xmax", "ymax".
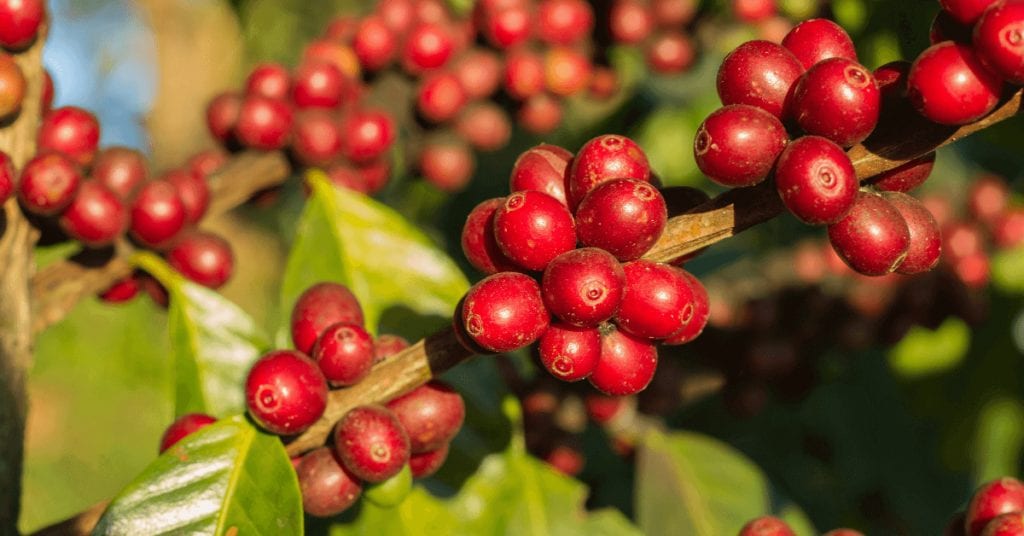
[
  {"xmin": 94, "ymin": 415, "xmax": 302, "ymax": 535},
  {"xmin": 281, "ymin": 172, "xmax": 469, "ymax": 335},
  {"xmin": 993, "ymin": 245, "xmax": 1024, "ymax": 293},
  {"xmin": 973, "ymin": 397, "xmax": 1024, "ymax": 484},
  {"xmin": 888, "ymin": 317, "xmax": 970, "ymax": 378},
  {"xmin": 133, "ymin": 252, "xmax": 269, "ymax": 416}
]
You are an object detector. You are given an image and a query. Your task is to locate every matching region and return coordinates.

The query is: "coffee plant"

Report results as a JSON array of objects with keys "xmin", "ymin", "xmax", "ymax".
[{"xmin": 5, "ymin": 0, "xmax": 1024, "ymax": 534}]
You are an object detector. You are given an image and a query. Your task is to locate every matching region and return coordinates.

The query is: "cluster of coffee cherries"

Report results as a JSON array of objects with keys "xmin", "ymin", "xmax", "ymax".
[
  {"xmin": 222, "ymin": 282, "xmax": 466, "ymax": 516},
  {"xmin": 944, "ymin": 477, "xmax": 1024, "ymax": 536},
  {"xmin": 456, "ymin": 135, "xmax": 709, "ymax": 397},
  {"xmin": 608, "ymin": 0, "xmax": 699, "ymax": 74},
  {"xmin": 739, "ymin": 516, "xmax": 862, "ymax": 536}
]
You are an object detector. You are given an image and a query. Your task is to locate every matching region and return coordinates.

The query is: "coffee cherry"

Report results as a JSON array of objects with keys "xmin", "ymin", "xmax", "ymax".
[
  {"xmin": 312, "ymin": 322, "xmax": 374, "ymax": 387},
  {"xmin": 18, "ymin": 152, "xmax": 80, "ymax": 216},
  {"xmin": 59, "ymin": 181, "xmax": 126, "ymax": 247},
  {"xmin": 944, "ymin": 221, "xmax": 986, "ymax": 262},
  {"xmin": 739, "ymin": 516, "xmax": 796, "ymax": 536},
  {"xmin": 403, "ymin": 23, "xmax": 454, "ymax": 72},
  {"xmin": 129, "ymin": 180, "xmax": 186, "ymax": 249},
  {"xmin": 245, "ymin": 63, "xmax": 291, "ymax": 100},
  {"xmin": 874, "ymin": 60, "xmax": 912, "ymax": 105},
  {"xmin": 733, "ymin": 0, "xmax": 776, "ymax": 22},
  {"xmin": 187, "ymin": 149, "xmax": 228, "ymax": 181},
  {"xmin": 868, "ymin": 152, "xmax": 936, "ymax": 193},
  {"xmin": 0, "ymin": 53, "xmax": 24, "ymax": 119},
  {"xmin": 353, "ymin": 16, "xmax": 397, "ymax": 71},
  {"xmin": 504, "ymin": 49, "xmax": 545, "ymax": 100},
  {"xmin": 493, "ymin": 191, "xmax": 576, "ymax": 271},
  {"xmin": 481, "ymin": 4, "xmax": 532, "ymax": 49},
  {"xmin": 941, "ymin": 0, "xmax": 998, "ymax": 25},
  {"xmin": 518, "ymin": 94, "xmax": 564, "ymax": 134},
  {"xmin": 774, "ymin": 135, "xmax": 858, "ymax": 225},
  {"xmin": 965, "ymin": 478, "xmax": 1024, "ymax": 536},
  {"xmin": 455, "ymin": 102, "xmax": 511, "ymax": 151},
  {"xmin": 355, "ymin": 158, "xmax": 392, "ymax": 194},
  {"xmin": 647, "ymin": 32, "xmax": 696, "ymax": 74},
  {"xmin": 584, "ymin": 393, "xmax": 627, "ymax": 423},
  {"xmin": 822, "ymin": 530, "xmax": 865, "ymax": 536},
  {"xmin": 538, "ymin": 0, "xmax": 593, "ymax": 45},
  {"xmin": 542, "ymin": 247, "xmax": 625, "ymax": 326},
  {"xmin": 452, "ymin": 48, "xmax": 502, "ymax": 99},
  {"xmin": 827, "ymin": 191, "xmax": 911, "ymax": 276},
  {"xmin": 908, "ymin": 42, "xmax": 1002, "ymax": 125},
  {"xmin": 610, "ymin": 0, "xmax": 654, "ymax": 45},
  {"xmin": 967, "ymin": 175, "xmax": 1010, "ymax": 225},
  {"xmin": 325, "ymin": 163, "xmax": 370, "ymax": 194},
  {"xmin": 567, "ymin": 134, "xmax": 651, "ymax": 210},
  {"xmin": 340, "ymin": 109, "xmax": 395, "ymax": 163},
  {"xmin": 460, "ymin": 272, "xmax": 550, "ymax": 353},
  {"xmin": 138, "ymin": 273, "xmax": 169, "ymax": 308},
  {"xmin": 164, "ymin": 169, "xmax": 209, "ymax": 225},
  {"xmin": 510, "ymin": 144, "xmax": 571, "ymax": 205},
  {"xmin": 953, "ymin": 250, "xmax": 991, "ymax": 288},
  {"xmin": 589, "ymin": 66, "xmax": 619, "ymax": 99},
  {"xmin": 409, "ymin": 444, "xmax": 449, "ymax": 478},
  {"xmin": 417, "ymin": 72, "xmax": 467, "ymax": 123},
  {"xmin": 419, "ymin": 137, "xmax": 474, "ymax": 192},
  {"xmin": 576, "ymin": 179, "xmax": 667, "ymax": 260},
  {"xmin": 166, "ymin": 231, "xmax": 234, "ymax": 288},
  {"xmin": 663, "ymin": 270, "xmax": 708, "ymax": 345},
  {"xmin": 40, "ymin": 68, "xmax": 52, "ymax": 115},
  {"xmin": 462, "ymin": 197, "xmax": 520, "ymax": 274},
  {"xmin": 0, "ymin": 150, "xmax": 12, "ymax": 204},
  {"xmin": 980, "ymin": 513, "xmax": 1024, "ymax": 536},
  {"xmin": 694, "ymin": 104, "xmax": 787, "ymax": 187},
  {"xmin": 159, "ymin": 413, "xmax": 216, "ymax": 453},
  {"xmin": 334, "ymin": 405, "xmax": 410, "ymax": 483},
  {"xmin": 538, "ymin": 323, "xmax": 601, "ymax": 382},
  {"xmin": 993, "ymin": 208, "xmax": 1024, "ymax": 249},
  {"xmin": 303, "ymin": 40, "xmax": 361, "ymax": 80},
  {"xmin": 291, "ymin": 282, "xmax": 365, "ymax": 355},
  {"xmin": 386, "ymin": 380, "xmax": 465, "ymax": 452},
  {"xmin": 234, "ymin": 95, "xmax": 293, "ymax": 150},
  {"xmin": 545, "ymin": 440, "xmax": 585, "ymax": 476},
  {"xmin": 883, "ymin": 192, "xmax": 941, "ymax": 275},
  {"xmin": 782, "ymin": 18, "xmax": 858, "ymax": 70},
  {"xmin": 291, "ymin": 110, "xmax": 342, "ymax": 167},
  {"xmin": 92, "ymin": 147, "xmax": 147, "ymax": 200},
  {"xmin": 616, "ymin": 260, "xmax": 697, "ymax": 339},
  {"xmin": 291, "ymin": 61, "xmax": 345, "ymax": 109},
  {"xmin": 588, "ymin": 328, "xmax": 658, "ymax": 396},
  {"xmin": 789, "ymin": 58, "xmax": 879, "ymax": 147},
  {"xmin": 374, "ymin": 334, "xmax": 409, "ymax": 363},
  {"xmin": 717, "ymin": 40, "xmax": 804, "ymax": 119},
  {"xmin": 296, "ymin": 447, "xmax": 363, "ymax": 517},
  {"xmin": 0, "ymin": 0, "xmax": 43, "ymax": 50},
  {"xmin": 973, "ymin": 2, "xmax": 1024, "ymax": 84},
  {"xmin": 245, "ymin": 350, "xmax": 328, "ymax": 435},
  {"xmin": 206, "ymin": 92, "xmax": 241, "ymax": 144},
  {"xmin": 545, "ymin": 47, "xmax": 592, "ymax": 96},
  {"xmin": 38, "ymin": 106, "xmax": 101, "ymax": 168}
]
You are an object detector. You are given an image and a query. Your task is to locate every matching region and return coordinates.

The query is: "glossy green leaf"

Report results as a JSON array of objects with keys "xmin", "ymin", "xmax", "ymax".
[
  {"xmin": 281, "ymin": 172, "xmax": 469, "ymax": 334},
  {"xmin": 134, "ymin": 252, "xmax": 269, "ymax": 416},
  {"xmin": 94, "ymin": 416, "xmax": 302, "ymax": 535},
  {"xmin": 888, "ymin": 317, "xmax": 970, "ymax": 378},
  {"xmin": 993, "ymin": 245, "xmax": 1024, "ymax": 294}
]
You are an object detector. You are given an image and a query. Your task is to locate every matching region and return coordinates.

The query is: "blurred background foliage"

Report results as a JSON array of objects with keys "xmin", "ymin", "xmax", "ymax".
[{"xmin": 19, "ymin": 0, "xmax": 1024, "ymax": 534}]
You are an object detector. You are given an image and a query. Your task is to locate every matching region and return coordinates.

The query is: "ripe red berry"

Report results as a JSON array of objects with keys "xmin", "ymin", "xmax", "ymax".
[
  {"xmin": 455, "ymin": 102, "xmax": 511, "ymax": 151},
  {"xmin": 567, "ymin": 134, "xmax": 652, "ymax": 210},
  {"xmin": 493, "ymin": 191, "xmax": 576, "ymax": 271},
  {"xmin": 943, "ymin": 220, "xmax": 986, "ymax": 262},
  {"xmin": 159, "ymin": 413, "xmax": 217, "ymax": 453},
  {"xmin": 312, "ymin": 322, "xmax": 374, "ymax": 387},
  {"xmin": 966, "ymin": 478, "xmax": 1024, "ymax": 536},
  {"xmin": 334, "ymin": 405, "xmax": 410, "ymax": 483},
  {"xmin": 739, "ymin": 516, "xmax": 796, "ymax": 536},
  {"xmin": 129, "ymin": 180, "xmax": 186, "ymax": 248},
  {"xmin": 296, "ymin": 447, "xmax": 363, "ymax": 517},
  {"xmin": 537, "ymin": 0, "xmax": 594, "ymax": 45},
  {"xmin": 993, "ymin": 208, "xmax": 1024, "ymax": 249},
  {"xmin": 504, "ymin": 49, "xmax": 545, "ymax": 100},
  {"xmin": 164, "ymin": 169, "xmax": 209, "ymax": 225},
  {"xmin": 353, "ymin": 16, "xmax": 397, "ymax": 71},
  {"xmin": 481, "ymin": 4, "xmax": 532, "ymax": 49},
  {"xmin": 874, "ymin": 60, "xmax": 912, "ymax": 104},
  {"xmin": 377, "ymin": 0, "xmax": 416, "ymax": 33},
  {"xmin": 588, "ymin": 328, "xmax": 658, "ymax": 396},
  {"xmin": 575, "ymin": 179, "xmax": 667, "ymax": 260},
  {"xmin": 908, "ymin": 42, "xmax": 1002, "ymax": 125},
  {"xmin": 403, "ymin": 23, "xmax": 454, "ymax": 72},
  {"xmin": 868, "ymin": 152, "xmax": 936, "ymax": 192},
  {"xmin": 409, "ymin": 444, "xmax": 449, "ymax": 478},
  {"xmin": 538, "ymin": 323, "xmax": 601, "ymax": 382},
  {"xmin": 18, "ymin": 152, "xmax": 80, "ymax": 216},
  {"xmin": 374, "ymin": 334, "xmax": 409, "ymax": 363},
  {"xmin": 883, "ymin": 192, "xmax": 941, "ymax": 275},
  {"xmin": 616, "ymin": 260, "xmax": 698, "ymax": 339},
  {"xmin": 452, "ymin": 48, "xmax": 502, "ymax": 99},
  {"xmin": 38, "ymin": 106, "xmax": 101, "ymax": 168},
  {"xmin": 291, "ymin": 110, "xmax": 343, "ymax": 167},
  {"xmin": 973, "ymin": 1, "xmax": 1024, "ymax": 83},
  {"xmin": 717, "ymin": 40, "xmax": 804, "ymax": 119},
  {"xmin": 940, "ymin": 0, "xmax": 998, "ymax": 25},
  {"xmin": 509, "ymin": 144, "xmax": 571, "ymax": 205},
  {"xmin": 245, "ymin": 350, "xmax": 328, "ymax": 435},
  {"xmin": 386, "ymin": 380, "xmax": 465, "ymax": 452},
  {"xmin": 733, "ymin": 0, "xmax": 776, "ymax": 21},
  {"xmin": 694, "ymin": 104, "xmax": 787, "ymax": 187},
  {"xmin": 0, "ymin": 150, "xmax": 13, "ymax": 204},
  {"xmin": 206, "ymin": 92, "xmax": 241, "ymax": 144},
  {"xmin": 166, "ymin": 231, "xmax": 234, "ymax": 288},
  {"xmin": 40, "ymin": 68, "xmax": 52, "ymax": 114},
  {"xmin": 663, "ymin": 270, "xmax": 709, "ymax": 345},
  {"xmin": 245, "ymin": 63, "xmax": 291, "ymax": 100},
  {"xmin": 0, "ymin": 53, "xmax": 25, "ymax": 119},
  {"xmin": 967, "ymin": 174, "xmax": 1010, "ymax": 225},
  {"xmin": 187, "ymin": 149, "xmax": 228, "ymax": 180},
  {"xmin": 460, "ymin": 271, "xmax": 550, "ymax": 352},
  {"xmin": 827, "ymin": 191, "xmax": 911, "ymax": 276},
  {"xmin": 542, "ymin": 247, "xmax": 625, "ymax": 326},
  {"xmin": 518, "ymin": 94, "xmax": 564, "ymax": 134},
  {"xmin": 0, "ymin": 0, "xmax": 43, "ymax": 50},
  {"xmin": 782, "ymin": 18, "xmax": 858, "ymax": 70},
  {"xmin": 92, "ymin": 147, "xmax": 148, "ymax": 200},
  {"xmin": 646, "ymin": 32, "xmax": 696, "ymax": 74},
  {"xmin": 291, "ymin": 61, "xmax": 345, "ymax": 109},
  {"xmin": 234, "ymin": 95, "xmax": 293, "ymax": 150},
  {"xmin": 589, "ymin": 66, "xmax": 619, "ymax": 100},
  {"xmin": 417, "ymin": 72, "xmax": 467, "ymax": 123},
  {"xmin": 59, "ymin": 181, "xmax": 126, "ymax": 247},
  {"xmin": 980, "ymin": 512, "xmax": 1024, "ymax": 536},
  {"xmin": 291, "ymin": 282, "xmax": 365, "ymax": 355},
  {"xmin": 461, "ymin": 197, "xmax": 520, "ymax": 274},
  {"xmin": 610, "ymin": 0, "xmax": 654, "ymax": 45},
  {"xmin": 584, "ymin": 393, "xmax": 627, "ymax": 423},
  {"xmin": 418, "ymin": 137, "xmax": 475, "ymax": 192},
  {"xmin": 789, "ymin": 58, "xmax": 880, "ymax": 147},
  {"xmin": 774, "ymin": 135, "xmax": 858, "ymax": 225},
  {"xmin": 302, "ymin": 40, "xmax": 361, "ymax": 80},
  {"xmin": 340, "ymin": 109, "xmax": 395, "ymax": 163},
  {"xmin": 545, "ymin": 47, "xmax": 593, "ymax": 95}
]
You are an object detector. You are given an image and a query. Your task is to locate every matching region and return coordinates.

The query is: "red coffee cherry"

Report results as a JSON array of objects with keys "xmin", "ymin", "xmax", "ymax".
[
  {"xmin": 694, "ymin": 104, "xmax": 787, "ymax": 187},
  {"xmin": 493, "ymin": 190, "xmax": 576, "ymax": 271},
  {"xmin": 821, "ymin": 529, "xmax": 865, "ymax": 536},
  {"xmin": 419, "ymin": 137, "xmax": 475, "ymax": 192},
  {"xmin": 377, "ymin": 0, "xmax": 416, "ymax": 33},
  {"xmin": 868, "ymin": 152, "xmax": 936, "ymax": 192},
  {"xmin": 296, "ymin": 447, "xmax": 363, "ymax": 517},
  {"xmin": 874, "ymin": 60, "xmax": 912, "ymax": 104},
  {"xmin": 40, "ymin": 68, "xmax": 53, "ymax": 114},
  {"xmin": 993, "ymin": 208, "xmax": 1024, "ymax": 249},
  {"xmin": 966, "ymin": 478, "xmax": 1024, "ymax": 536},
  {"xmin": 166, "ymin": 231, "xmax": 234, "ymax": 288},
  {"xmin": 159, "ymin": 413, "xmax": 216, "ymax": 453},
  {"xmin": 129, "ymin": 180, "xmax": 186, "ymax": 248},
  {"xmin": 291, "ymin": 61, "xmax": 345, "ymax": 109},
  {"xmin": 187, "ymin": 149, "xmax": 228, "ymax": 180},
  {"xmin": 504, "ymin": 49, "xmax": 545, "ymax": 100},
  {"xmin": 646, "ymin": 32, "xmax": 696, "ymax": 74},
  {"xmin": 782, "ymin": 18, "xmax": 858, "ymax": 70},
  {"xmin": 234, "ymin": 95, "xmax": 293, "ymax": 150},
  {"xmin": 38, "ymin": 106, "xmax": 101, "ymax": 168},
  {"xmin": 417, "ymin": 72, "xmax": 467, "ymax": 123},
  {"xmin": 616, "ymin": 260, "xmax": 697, "ymax": 339},
  {"xmin": 403, "ymin": 23, "xmax": 454, "ymax": 72},
  {"xmin": 575, "ymin": 178, "xmax": 667, "ymax": 260},
  {"xmin": 952, "ymin": 250, "xmax": 991, "ymax": 288},
  {"xmin": 739, "ymin": 516, "xmax": 796, "ymax": 536},
  {"xmin": 973, "ymin": 1, "xmax": 1024, "ymax": 84},
  {"xmin": 92, "ymin": 147, "xmax": 148, "ymax": 200},
  {"xmin": 588, "ymin": 328, "xmax": 658, "ymax": 396},
  {"xmin": 452, "ymin": 48, "xmax": 502, "ymax": 100},
  {"xmin": 0, "ymin": 150, "xmax": 13, "ymax": 204},
  {"xmin": 732, "ymin": 0, "xmax": 776, "ymax": 21},
  {"xmin": 584, "ymin": 393, "xmax": 627, "ymax": 423},
  {"xmin": 460, "ymin": 271, "xmax": 550, "ymax": 353},
  {"xmin": 340, "ymin": 109, "xmax": 395, "ymax": 163},
  {"xmin": 291, "ymin": 110, "xmax": 343, "ymax": 167},
  {"xmin": 538, "ymin": 323, "xmax": 601, "ymax": 382},
  {"xmin": 589, "ymin": 66, "xmax": 619, "ymax": 100},
  {"xmin": 409, "ymin": 444, "xmax": 449, "ymax": 478},
  {"xmin": 334, "ymin": 405, "xmax": 411, "ymax": 483},
  {"xmin": 907, "ymin": 42, "xmax": 1002, "ymax": 125},
  {"xmin": 456, "ymin": 102, "xmax": 511, "ymax": 151},
  {"xmin": 59, "ymin": 181, "xmax": 127, "ymax": 247},
  {"xmin": 100, "ymin": 275, "xmax": 141, "ymax": 304},
  {"xmin": 567, "ymin": 134, "xmax": 651, "ymax": 210},
  {"xmin": 545, "ymin": 47, "xmax": 593, "ymax": 96},
  {"xmin": 245, "ymin": 63, "xmax": 291, "ymax": 100},
  {"xmin": 0, "ymin": 53, "xmax": 24, "ymax": 119},
  {"xmin": 302, "ymin": 40, "xmax": 361, "ymax": 81},
  {"xmin": 789, "ymin": 58, "xmax": 879, "ymax": 147},
  {"xmin": 18, "ymin": 152, "xmax": 80, "ymax": 216},
  {"xmin": 356, "ymin": 158, "xmax": 392, "ymax": 195},
  {"xmin": 509, "ymin": 143, "xmax": 571, "ymax": 205},
  {"xmin": 538, "ymin": 0, "xmax": 593, "ymax": 45},
  {"xmin": 968, "ymin": 174, "xmax": 1010, "ymax": 224},
  {"xmin": 827, "ymin": 191, "xmax": 911, "ymax": 276},
  {"xmin": 386, "ymin": 380, "xmax": 465, "ymax": 452},
  {"xmin": 312, "ymin": 322, "xmax": 374, "ymax": 387},
  {"xmin": 980, "ymin": 512, "xmax": 1024, "ymax": 536},
  {"xmin": 245, "ymin": 350, "xmax": 329, "ymax": 435},
  {"xmin": 663, "ymin": 270, "xmax": 708, "ymax": 345},
  {"xmin": 518, "ymin": 94, "xmax": 564, "ymax": 134},
  {"xmin": 943, "ymin": 220, "xmax": 986, "ymax": 262},
  {"xmin": 481, "ymin": 4, "xmax": 532, "ymax": 49},
  {"xmin": 542, "ymin": 247, "xmax": 625, "ymax": 326},
  {"xmin": 324, "ymin": 163, "xmax": 370, "ymax": 194},
  {"xmin": 461, "ymin": 197, "xmax": 520, "ymax": 274},
  {"xmin": 373, "ymin": 334, "xmax": 409, "ymax": 363},
  {"xmin": 291, "ymin": 282, "xmax": 365, "ymax": 355},
  {"xmin": 353, "ymin": 16, "xmax": 397, "ymax": 71},
  {"xmin": 164, "ymin": 169, "xmax": 209, "ymax": 225},
  {"xmin": 717, "ymin": 40, "xmax": 804, "ymax": 119},
  {"xmin": 940, "ymin": 0, "xmax": 999, "ymax": 25},
  {"xmin": 0, "ymin": 0, "xmax": 43, "ymax": 50},
  {"xmin": 206, "ymin": 92, "xmax": 241, "ymax": 144},
  {"xmin": 610, "ymin": 0, "xmax": 654, "ymax": 45},
  {"xmin": 883, "ymin": 192, "xmax": 941, "ymax": 275},
  {"xmin": 774, "ymin": 135, "xmax": 858, "ymax": 225}
]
